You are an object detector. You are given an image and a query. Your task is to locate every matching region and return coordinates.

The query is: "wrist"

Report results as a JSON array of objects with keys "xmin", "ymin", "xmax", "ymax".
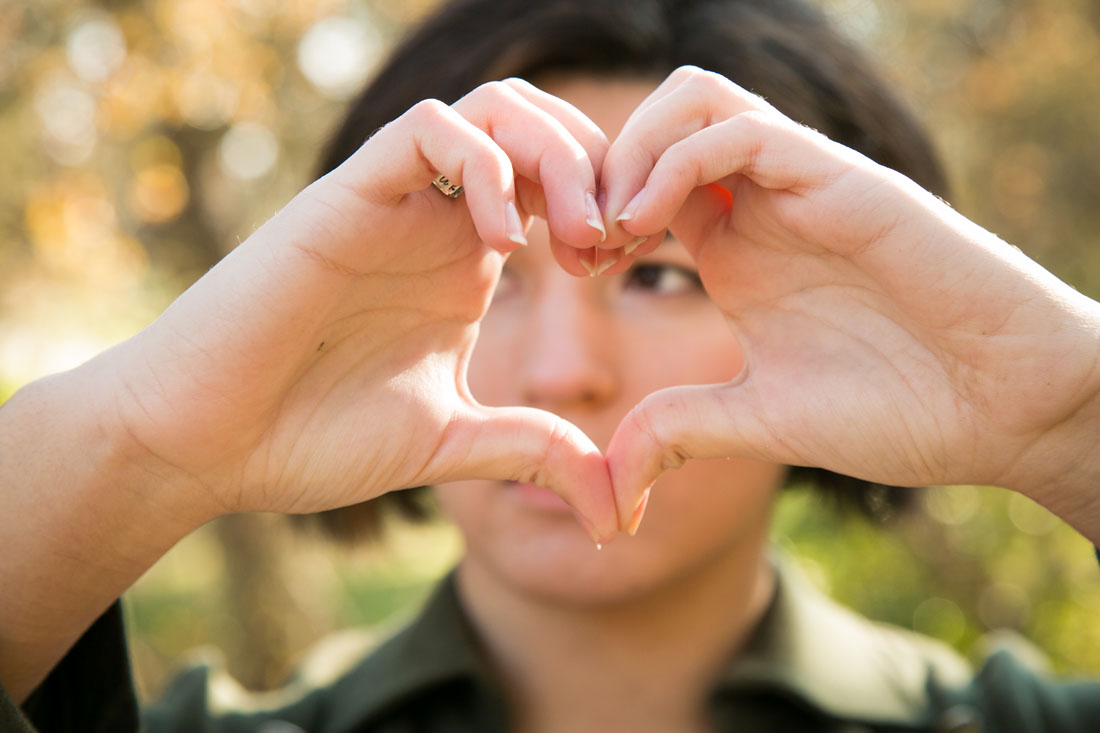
[
  {"xmin": 0, "ymin": 354, "xmax": 218, "ymax": 700},
  {"xmin": 91, "ymin": 344, "xmax": 230, "ymax": 530},
  {"xmin": 27, "ymin": 352, "xmax": 222, "ymax": 545},
  {"xmin": 1006, "ymin": 300, "xmax": 1100, "ymax": 544}
]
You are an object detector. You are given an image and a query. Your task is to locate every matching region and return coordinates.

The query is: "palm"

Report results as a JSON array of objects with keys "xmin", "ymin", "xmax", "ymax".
[
  {"xmin": 115, "ymin": 184, "xmax": 499, "ymax": 514},
  {"xmin": 107, "ymin": 85, "xmax": 620, "ymax": 539},
  {"xmin": 680, "ymin": 169, "xmax": 1088, "ymax": 488}
]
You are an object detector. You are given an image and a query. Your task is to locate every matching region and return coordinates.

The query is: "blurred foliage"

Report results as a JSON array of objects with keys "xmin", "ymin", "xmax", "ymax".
[
  {"xmin": 1, "ymin": 0, "xmax": 1098, "ymax": 699},
  {"xmin": 775, "ymin": 485, "xmax": 1100, "ymax": 674},
  {"xmin": 822, "ymin": 0, "xmax": 1100, "ymax": 296}
]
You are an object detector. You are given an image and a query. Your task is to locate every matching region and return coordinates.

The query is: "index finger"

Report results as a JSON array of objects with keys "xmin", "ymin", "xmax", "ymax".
[
  {"xmin": 601, "ymin": 67, "xmax": 775, "ymax": 252},
  {"xmin": 502, "ymin": 78, "xmax": 611, "ymax": 180}
]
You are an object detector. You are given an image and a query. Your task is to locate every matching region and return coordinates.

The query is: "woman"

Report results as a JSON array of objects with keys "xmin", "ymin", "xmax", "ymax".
[{"xmin": 3, "ymin": 0, "xmax": 1099, "ymax": 731}]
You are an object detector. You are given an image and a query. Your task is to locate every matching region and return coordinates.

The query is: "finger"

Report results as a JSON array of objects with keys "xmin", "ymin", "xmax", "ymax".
[
  {"xmin": 497, "ymin": 81, "xmax": 625, "ymax": 274},
  {"xmin": 501, "ymin": 78, "xmax": 611, "ymax": 180},
  {"xmin": 502, "ymin": 78, "xmax": 627, "ymax": 253},
  {"xmin": 608, "ymin": 65, "xmax": 716, "ymax": 149},
  {"xmin": 616, "ymin": 67, "xmax": 686, "ymax": 128},
  {"xmin": 549, "ymin": 235, "xmax": 590, "ymax": 277},
  {"xmin": 515, "ymin": 176, "xmax": 546, "ymax": 220},
  {"xmin": 439, "ymin": 405, "xmax": 619, "ymax": 545},
  {"xmin": 617, "ymin": 64, "xmax": 748, "ymax": 131},
  {"xmin": 515, "ymin": 178, "xmax": 591, "ymax": 277},
  {"xmin": 614, "ymin": 110, "xmax": 851, "ymax": 239},
  {"xmin": 667, "ymin": 184, "xmax": 735, "ymax": 260},
  {"xmin": 603, "ymin": 67, "xmax": 775, "ymax": 228},
  {"xmin": 454, "ymin": 81, "xmax": 607, "ymax": 247},
  {"xmin": 607, "ymin": 381, "xmax": 781, "ymax": 535},
  {"xmin": 332, "ymin": 99, "xmax": 526, "ymax": 253},
  {"xmin": 561, "ymin": 231, "xmax": 667, "ymax": 279}
]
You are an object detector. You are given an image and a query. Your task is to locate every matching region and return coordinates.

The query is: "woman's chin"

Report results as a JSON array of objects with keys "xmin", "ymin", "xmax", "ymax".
[
  {"xmin": 438, "ymin": 480, "xmax": 631, "ymax": 603},
  {"xmin": 462, "ymin": 525, "xmax": 679, "ymax": 608}
]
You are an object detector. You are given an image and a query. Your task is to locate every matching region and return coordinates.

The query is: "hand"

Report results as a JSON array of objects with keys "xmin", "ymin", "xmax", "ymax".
[
  {"xmin": 103, "ymin": 79, "xmax": 619, "ymax": 542},
  {"xmin": 599, "ymin": 67, "xmax": 1100, "ymax": 538}
]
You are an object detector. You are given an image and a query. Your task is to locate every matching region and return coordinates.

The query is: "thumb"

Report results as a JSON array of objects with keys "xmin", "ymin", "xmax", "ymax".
[
  {"xmin": 667, "ymin": 182, "xmax": 735, "ymax": 260},
  {"xmin": 436, "ymin": 404, "xmax": 618, "ymax": 546},
  {"xmin": 606, "ymin": 380, "xmax": 781, "ymax": 535}
]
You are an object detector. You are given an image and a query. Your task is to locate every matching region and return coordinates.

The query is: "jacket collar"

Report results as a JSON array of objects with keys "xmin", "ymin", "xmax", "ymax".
[
  {"xmin": 323, "ymin": 570, "xmax": 494, "ymax": 731},
  {"xmin": 712, "ymin": 558, "xmax": 972, "ymax": 726},
  {"xmin": 326, "ymin": 558, "xmax": 972, "ymax": 730}
]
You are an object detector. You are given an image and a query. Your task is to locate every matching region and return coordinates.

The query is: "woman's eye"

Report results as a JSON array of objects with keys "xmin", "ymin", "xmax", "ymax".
[{"xmin": 623, "ymin": 263, "xmax": 703, "ymax": 295}]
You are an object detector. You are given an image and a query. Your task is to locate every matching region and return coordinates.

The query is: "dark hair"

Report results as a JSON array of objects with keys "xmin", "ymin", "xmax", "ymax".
[{"xmin": 304, "ymin": 0, "xmax": 948, "ymax": 542}]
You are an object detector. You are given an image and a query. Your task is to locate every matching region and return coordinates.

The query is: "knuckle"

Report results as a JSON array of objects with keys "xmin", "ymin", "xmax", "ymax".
[
  {"xmin": 675, "ymin": 65, "xmax": 729, "ymax": 95},
  {"xmin": 471, "ymin": 79, "xmax": 518, "ymax": 105},
  {"xmin": 406, "ymin": 98, "xmax": 450, "ymax": 125},
  {"xmin": 631, "ymin": 403, "xmax": 666, "ymax": 455},
  {"xmin": 501, "ymin": 77, "xmax": 536, "ymax": 94},
  {"xmin": 688, "ymin": 68, "xmax": 727, "ymax": 94},
  {"xmin": 542, "ymin": 419, "xmax": 572, "ymax": 463},
  {"xmin": 670, "ymin": 64, "xmax": 704, "ymax": 82},
  {"xmin": 632, "ymin": 396, "xmax": 692, "ymax": 470},
  {"xmin": 661, "ymin": 444, "xmax": 691, "ymax": 471},
  {"xmin": 733, "ymin": 109, "xmax": 776, "ymax": 133},
  {"xmin": 651, "ymin": 137, "xmax": 694, "ymax": 185},
  {"xmin": 628, "ymin": 141, "xmax": 656, "ymax": 170},
  {"xmin": 468, "ymin": 138, "xmax": 508, "ymax": 173},
  {"xmin": 522, "ymin": 421, "xmax": 572, "ymax": 490}
]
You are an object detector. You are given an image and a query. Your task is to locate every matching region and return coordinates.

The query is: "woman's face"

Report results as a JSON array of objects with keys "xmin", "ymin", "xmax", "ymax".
[{"xmin": 435, "ymin": 77, "xmax": 786, "ymax": 605}]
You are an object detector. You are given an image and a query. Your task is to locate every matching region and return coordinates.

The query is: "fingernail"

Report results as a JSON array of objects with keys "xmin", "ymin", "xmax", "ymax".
[
  {"xmin": 624, "ymin": 236, "xmax": 647, "ymax": 256},
  {"xmin": 626, "ymin": 489, "xmax": 651, "ymax": 537},
  {"xmin": 574, "ymin": 510, "xmax": 603, "ymax": 547},
  {"xmin": 579, "ymin": 249, "xmax": 597, "ymax": 277},
  {"xmin": 505, "ymin": 200, "xmax": 526, "ymax": 246},
  {"xmin": 617, "ymin": 187, "xmax": 647, "ymax": 223},
  {"xmin": 585, "ymin": 191, "xmax": 606, "ymax": 242},
  {"xmin": 595, "ymin": 250, "xmax": 619, "ymax": 275}
]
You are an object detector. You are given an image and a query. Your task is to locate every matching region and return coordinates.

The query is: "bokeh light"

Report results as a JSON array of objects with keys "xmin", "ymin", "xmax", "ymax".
[
  {"xmin": 66, "ymin": 12, "xmax": 127, "ymax": 83},
  {"xmin": 297, "ymin": 15, "xmax": 383, "ymax": 99},
  {"xmin": 34, "ymin": 77, "xmax": 98, "ymax": 165},
  {"xmin": 923, "ymin": 485, "xmax": 979, "ymax": 526},
  {"xmin": 130, "ymin": 163, "xmax": 189, "ymax": 223},
  {"xmin": 218, "ymin": 121, "xmax": 279, "ymax": 181},
  {"xmin": 175, "ymin": 68, "xmax": 239, "ymax": 129},
  {"xmin": 1007, "ymin": 493, "xmax": 1061, "ymax": 536}
]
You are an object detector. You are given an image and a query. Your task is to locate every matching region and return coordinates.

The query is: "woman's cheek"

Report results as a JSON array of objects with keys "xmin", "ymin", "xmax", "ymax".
[
  {"xmin": 467, "ymin": 307, "xmax": 521, "ymax": 403},
  {"xmin": 619, "ymin": 300, "xmax": 743, "ymax": 387}
]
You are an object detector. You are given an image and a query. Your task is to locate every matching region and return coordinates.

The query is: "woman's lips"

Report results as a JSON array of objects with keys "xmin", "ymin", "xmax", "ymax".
[{"xmin": 507, "ymin": 481, "xmax": 573, "ymax": 512}]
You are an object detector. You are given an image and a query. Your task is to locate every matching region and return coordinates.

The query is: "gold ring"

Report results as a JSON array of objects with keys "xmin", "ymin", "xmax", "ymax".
[{"xmin": 431, "ymin": 173, "xmax": 464, "ymax": 199}]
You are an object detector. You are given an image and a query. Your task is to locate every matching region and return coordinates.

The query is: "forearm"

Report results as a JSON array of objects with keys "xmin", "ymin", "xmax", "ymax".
[{"xmin": 0, "ymin": 354, "xmax": 216, "ymax": 702}]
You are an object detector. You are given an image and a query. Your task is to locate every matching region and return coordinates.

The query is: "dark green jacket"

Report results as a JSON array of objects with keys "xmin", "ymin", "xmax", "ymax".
[{"xmin": 5, "ymin": 563, "xmax": 1100, "ymax": 732}]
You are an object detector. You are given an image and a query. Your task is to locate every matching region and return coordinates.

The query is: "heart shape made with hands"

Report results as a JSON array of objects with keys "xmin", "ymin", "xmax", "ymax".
[
  {"xmin": 473, "ymin": 74, "xmax": 880, "ymax": 540},
  {"xmin": 103, "ymin": 71, "xmax": 1093, "ymax": 555},
  {"xmin": 459, "ymin": 69, "xmax": 1081, "ymax": 544},
  {"xmin": 453, "ymin": 72, "xmax": 845, "ymax": 539}
]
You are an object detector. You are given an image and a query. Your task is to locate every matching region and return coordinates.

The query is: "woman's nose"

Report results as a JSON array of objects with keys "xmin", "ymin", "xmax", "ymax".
[{"xmin": 519, "ymin": 287, "xmax": 617, "ymax": 410}]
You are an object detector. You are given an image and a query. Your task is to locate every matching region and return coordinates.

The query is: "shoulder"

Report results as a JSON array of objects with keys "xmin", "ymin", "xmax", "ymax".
[
  {"xmin": 142, "ymin": 627, "xmax": 382, "ymax": 733},
  {"xmin": 963, "ymin": 641, "xmax": 1100, "ymax": 733},
  {"xmin": 142, "ymin": 573, "xmax": 491, "ymax": 733},
  {"xmin": 724, "ymin": 560, "xmax": 1100, "ymax": 732}
]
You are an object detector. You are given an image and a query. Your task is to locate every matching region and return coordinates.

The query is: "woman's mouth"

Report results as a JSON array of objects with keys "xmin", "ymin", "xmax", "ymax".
[{"xmin": 505, "ymin": 481, "xmax": 573, "ymax": 512}]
